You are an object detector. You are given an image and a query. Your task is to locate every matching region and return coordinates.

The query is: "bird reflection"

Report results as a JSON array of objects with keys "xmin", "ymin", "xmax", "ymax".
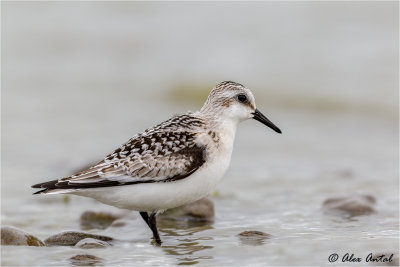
[{"xmin": 159, "ymin": 219, "xmax": 214, "ymax": 265}]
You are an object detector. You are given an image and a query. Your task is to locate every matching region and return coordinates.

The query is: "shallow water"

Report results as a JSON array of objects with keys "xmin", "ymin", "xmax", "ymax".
[{"xmin": 2, "ymin": 2, "xmax": 399, "ymax": 266}]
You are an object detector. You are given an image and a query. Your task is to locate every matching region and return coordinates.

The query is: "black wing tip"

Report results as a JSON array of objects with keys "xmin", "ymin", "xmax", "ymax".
[
  {"xmin": 31, "ymin": 179, "xmax": 60, "ymax": 194},
  {"xmin": 31, "ymin": 183, "xmax": 43, "ymax": 189}
]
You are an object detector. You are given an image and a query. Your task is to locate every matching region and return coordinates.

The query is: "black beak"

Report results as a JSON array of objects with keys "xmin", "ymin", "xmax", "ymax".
[{"xmin": 252, "ymin": 109, "xmax": 282, "ymax": 134}]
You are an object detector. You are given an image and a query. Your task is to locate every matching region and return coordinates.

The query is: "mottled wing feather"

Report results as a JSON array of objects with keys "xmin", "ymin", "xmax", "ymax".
[{"xmin": 32, "ymin": 114, "xmax": 207, "ymax": 192}]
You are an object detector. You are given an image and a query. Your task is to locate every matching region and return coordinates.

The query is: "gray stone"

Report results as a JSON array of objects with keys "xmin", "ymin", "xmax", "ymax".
[
  {"xmin": 1, "ymin": 226, "xmax": 45, "ymax": 246},
  {"xmin": 323, "ymin": 194, "xmax": 376, "ymax": 216},
  {"xmin": 45, "ymin": 231, "xmax": 113, "ymax": 246},
  {"xmin": 160, "ymin": 198, "xmax": 214, "ymax": 222},
  {"xmin": 70, "ymin": 254, "xmax": 103, "ymax": 266},
  {"xmin": 74, "ymin": 238, "xmax": 111, "ymax": 249},
  {"xmin": 80, "ymin": 211, "xmax": 123, "ymax": 230}
]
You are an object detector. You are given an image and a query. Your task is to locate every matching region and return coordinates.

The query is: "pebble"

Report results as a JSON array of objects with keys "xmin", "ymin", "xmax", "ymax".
[
  {"xmin": 70, "ymin": 254, "xmax": 103, "ymax": 266},
  {"xmin": 238, "ymin": 230, "xmax": 272, "ymax": 246},
  {"xmin": 44, "ymin": 231, "xmax": 113, "ymax": 246},
  {"xmin": 1, "ymin": 226, "xmax": 45, "ymax": 246},
  {"xmin": 160, "ymin": 197, "xmax": 214, "ymax": 222},
  {"xmin": 80, "ymin": 211, "xmax": 123, "ymax": 230},
  {"xmin": 322, "ymin": 194, "xmax": 376, "ymax": 216},
  {"xmin": 238, "ymin": 230, "xmax": 272, "ymax": 238}
]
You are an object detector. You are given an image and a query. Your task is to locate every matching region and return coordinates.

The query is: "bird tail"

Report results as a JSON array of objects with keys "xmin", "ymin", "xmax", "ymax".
[{"xmin": 31, "ymin": 179, "xmax": 75, "ymax": 195}]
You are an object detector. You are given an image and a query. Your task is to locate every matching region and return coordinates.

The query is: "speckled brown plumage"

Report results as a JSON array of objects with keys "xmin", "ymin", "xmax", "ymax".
[{"xmin": 32, "ymin": 114, "xmax": 209, "ymax": 193}]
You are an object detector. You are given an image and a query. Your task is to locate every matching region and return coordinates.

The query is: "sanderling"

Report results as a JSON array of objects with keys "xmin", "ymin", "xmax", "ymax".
[{"xmin": 32, "ymin": 81, "xmax": 281, "ymax": 244}]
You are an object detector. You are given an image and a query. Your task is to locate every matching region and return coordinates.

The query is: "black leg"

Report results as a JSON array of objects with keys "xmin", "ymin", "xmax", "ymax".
[
  {"xmin": 139, "ymin": 211, "xmax": 150, "ymax": 227},
  {"xmin": 139, "ymin": 211, "xmax": 162, "ymax": 245},
  {"xmin": 148, "ymin": 212, "xmax": 162, "ymax": 245}
]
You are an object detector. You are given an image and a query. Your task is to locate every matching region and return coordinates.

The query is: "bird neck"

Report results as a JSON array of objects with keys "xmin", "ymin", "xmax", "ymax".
[{"xmin": 197, "ymin": 110, "xmax": 239, "ymax": 139}]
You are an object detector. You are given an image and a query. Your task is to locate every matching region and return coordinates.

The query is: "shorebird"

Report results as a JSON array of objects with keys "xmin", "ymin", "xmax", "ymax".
[{"xmin": 32, "ymin": 81, "xmax": 281, "ymax": 245}]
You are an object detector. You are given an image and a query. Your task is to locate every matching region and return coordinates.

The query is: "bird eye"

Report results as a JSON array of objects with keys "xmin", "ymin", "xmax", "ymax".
[{"xmin": 237, "ymin": 94, "xmax": 247, "ymax": 103}]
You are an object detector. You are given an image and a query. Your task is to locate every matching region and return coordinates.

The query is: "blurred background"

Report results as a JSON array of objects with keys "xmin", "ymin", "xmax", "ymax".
[{"xmin": 2, "ymin": 2, "xmax": 398, "ymax": 266}]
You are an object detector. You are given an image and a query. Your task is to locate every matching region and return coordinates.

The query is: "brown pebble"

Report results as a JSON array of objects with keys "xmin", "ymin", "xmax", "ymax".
[
  {"xmin": 238, "ymin": 230, "xmax": 272, "ymax": 246},
  {"xmin": 80, "ymin": 211, "xmax": 123, "ymax": 230},
  {"xmin": 1, "ymin": 226, "xmax": 45, "ymax": 247},
  {"xmin": 160, "ymin": 197, "xmax": 214, "ymax": 222},
  {"xmin": 45, "ymin": 231, "xmax": 113, "ymax": 246},
  {"xmin": 70, "ymin": 254, "xmax": 103, "ymax": 266},
  {"xmin": 323, "ymin": 194, "xmax": 376, "ymax": 216},
  {"xmin": 238, "ymin": 231, "xmax": 272, "ymax": 238}
]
